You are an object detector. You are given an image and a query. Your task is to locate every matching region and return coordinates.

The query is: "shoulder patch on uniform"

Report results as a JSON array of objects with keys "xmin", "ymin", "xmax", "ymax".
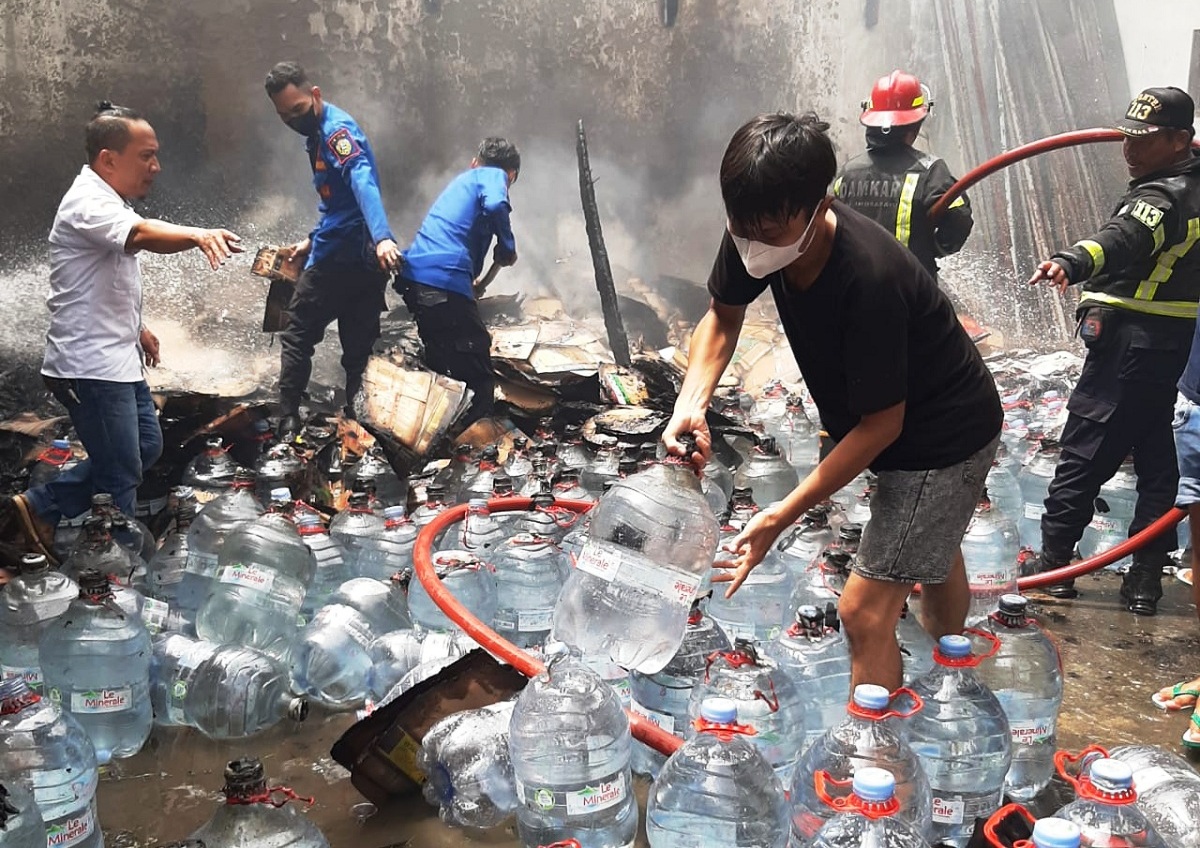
[
  {"xmin": 1129, "ymin": 199, "xmax": 1164, "ymax": 231},
  {"xmin": 326, "ymin": 127, "xmax": 362, "ymax": 165}
]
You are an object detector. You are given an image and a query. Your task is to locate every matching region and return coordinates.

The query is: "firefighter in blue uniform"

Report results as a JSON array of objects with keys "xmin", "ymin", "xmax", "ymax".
[
  {"xmin": 264, "ymin": 61, "xmax": 399, "ymax": 436},
  {"xmin": 1030, "ymin": 87, "xmax": 1200, "ymax": 615}
]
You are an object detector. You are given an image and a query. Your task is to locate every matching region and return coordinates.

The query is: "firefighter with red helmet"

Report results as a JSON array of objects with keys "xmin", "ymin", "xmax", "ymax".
[{"xmin": 834, "ymin": 70, "xmax": 974, "ymax": 282}]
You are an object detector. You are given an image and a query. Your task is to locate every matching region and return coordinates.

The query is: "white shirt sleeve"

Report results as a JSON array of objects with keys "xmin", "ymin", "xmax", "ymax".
[{"xmin": 65, "ymin": 193, "xmax": 143, "ymax": 254}]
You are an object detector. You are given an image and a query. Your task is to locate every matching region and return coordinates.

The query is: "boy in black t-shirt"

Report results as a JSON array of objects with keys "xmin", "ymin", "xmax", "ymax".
[{"xmin": 663, "ymin": 112, "xmax": 1002, "ymax": 692}]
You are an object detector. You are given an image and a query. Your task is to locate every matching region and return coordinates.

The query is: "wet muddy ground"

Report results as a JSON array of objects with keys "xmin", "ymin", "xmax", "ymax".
[{"xmin": 96, "ymin": 569, "xmax": 1200, "ymax": 847}]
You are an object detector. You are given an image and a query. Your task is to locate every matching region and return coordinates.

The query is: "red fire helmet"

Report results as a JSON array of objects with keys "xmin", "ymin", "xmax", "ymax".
[{"xmin": 860, "ymin": 70, "xmax": 932, "ymax": 129}]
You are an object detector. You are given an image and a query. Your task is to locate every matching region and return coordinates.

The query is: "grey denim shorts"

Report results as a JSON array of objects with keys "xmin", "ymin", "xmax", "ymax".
[{"xmin": 853, "ymin": 433, "xmax": 1000, "ymax": 585}]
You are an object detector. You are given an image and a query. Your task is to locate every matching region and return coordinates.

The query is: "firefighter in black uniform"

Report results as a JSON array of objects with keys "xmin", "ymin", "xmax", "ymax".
[
  {"xmin": 834, "ymin": 70, "xmax": 974, "ymax": 282},
  {"xmin": 1030, "ymin": 86, "xmax": 1200, "ymax": 615}
]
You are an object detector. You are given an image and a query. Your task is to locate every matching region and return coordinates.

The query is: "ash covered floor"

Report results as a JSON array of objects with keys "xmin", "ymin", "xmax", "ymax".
[{"xmin": 95, "ymin": 569, "xmax": 1200, "ymax": 847}]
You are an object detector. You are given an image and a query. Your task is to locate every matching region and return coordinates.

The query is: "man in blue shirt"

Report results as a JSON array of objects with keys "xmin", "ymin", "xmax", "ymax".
[
  {"xmin": 265, "ymin": 61, "xmax": 399, "ymax": 436},
  {"xmin": 396, "ymin": 138, "xmax": 519, "ymax": 423}
]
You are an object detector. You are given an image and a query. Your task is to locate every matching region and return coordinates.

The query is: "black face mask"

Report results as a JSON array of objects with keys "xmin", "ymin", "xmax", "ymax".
[{"xmin": 286, "ymin": 104, "xmax": 320, "ymax": 137}]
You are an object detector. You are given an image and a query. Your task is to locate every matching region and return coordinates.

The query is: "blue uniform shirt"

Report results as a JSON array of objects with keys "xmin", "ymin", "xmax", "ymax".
[
  {"xmin": 401, "ymin": 167, "xmax": 516, "ymax": 299},
  {"xmin": 304, "ymin": 102, "xmax": 394, "ymax": 269}
]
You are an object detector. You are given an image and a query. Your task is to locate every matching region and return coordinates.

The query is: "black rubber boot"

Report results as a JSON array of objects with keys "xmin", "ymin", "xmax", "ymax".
[
  {"xmin": 1037, "ymin": 550, "xmax": 1078, "ymax": 599},
  {"xmin": 1121, "ymin": 554, "xmax": 1166, "ymax": 616}
]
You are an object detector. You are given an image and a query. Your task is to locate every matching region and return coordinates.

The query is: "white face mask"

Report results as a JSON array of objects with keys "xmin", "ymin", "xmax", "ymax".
[{"xmin": 729, "ymin": 199, "xmax": 829, "ymax": 279}]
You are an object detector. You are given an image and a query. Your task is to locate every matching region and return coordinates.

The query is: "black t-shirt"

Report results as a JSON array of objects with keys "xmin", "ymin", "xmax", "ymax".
[{"xmin": 708, "ymin": 200, "xmax": 1002, "ymax": 471}]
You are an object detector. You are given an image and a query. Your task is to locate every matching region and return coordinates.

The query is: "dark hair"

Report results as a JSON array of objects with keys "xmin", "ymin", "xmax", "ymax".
[
  {"xmin": 85, "ymin": 101, "xmax": 143, "ymax": 163},
  {"xmin": 477, "ymin": 137, "xmax": 521, "ymax": 174},
  {"xmin": 720, "ymin": 112, "xmax": 837, "ymax": 231},
  {"xmin": 265, "ymin": 61, "xmax": 313, "ymax": 96}
]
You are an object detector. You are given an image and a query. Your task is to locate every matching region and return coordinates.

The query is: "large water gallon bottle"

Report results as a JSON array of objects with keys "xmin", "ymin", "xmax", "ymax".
[
  {"xmin": 142, "ymin": 501, "xmax": 197, "ymax": 634},
  {"xmin": 735, "ymin": 436, "xmax": 800, "ymax": 507},
  {"xmin": 1079, "ymin": 460, "xmax": 1140, "ymax": 569},
  {"xmin": 488, "ymin": 474, "xmax": 525, "ymax": 532},
  {"xmin": 907, "ymin": 634, "xmax": 1012, "ymax": 847},
  {"xmin": 412, "ymin": 482, "xmax": 451, "ymax": 528},
  {"xmin": 551, "ymin": 437, "xmax": 719, "ymax": 674},
  {"xmin": 168, "ymin": 640, "xmax": 308, "ymax": 739},
  {"xmin": 351, "ymin": 447, "xmax": 407, "ymax": 508},
  {"xmin": 39, "ymin": 569, "xmax": 152, "ymax": 763},
  {"xmin": 726, "ymin": 486, "xmax": 761, "ymax": 529},
  {"xmin": 779, "ymin": 396, "xmax": 821, "ymax": 481},
  {"xmin": 188, "ymin": 757, "xmax": 330, "ymax": 848},
  {"xmin": 438, "ymin": 443, "xmax": 476, "ymax": 498},
  {"xmin": 290, "ymin": 577, "xmax": 410, "ymax": 709},
  {"xmin": 986, "ymin": 449, "xmax": 1023, "ymax": 527},
  {"xmin": 552, "ymin": 468, "xmax": 595, "ymax": 504},
  {"xmin": 0, "ymin": 779, "xmax": 46, "ymax": 848},
  {"xmin": 776, "ymin": 506, "xmax": 835, "ymax": 581},
  {"xmin": 1055, "ymin": 758, "xmax": 1167, "ymax": 848},
  {"xmin": 515, "ymin": 491, "xmax": 579, "ymax": 545},
  {"xmin": 183, "ymin": 436, "xmax": 238, "ymax": 500},
  {"xmin": 508, "ymin": 644, "xmax": 638, "ymax": 848},
  {"xmin": 27, "ymin": 439, "xmax": 76, "ymax": 488},
  {"xmin": 1017, "ymin": 441, "xmax": 1061, "ymax": 555},
  {"xmin": 975, "ymin": 594, "xmax": 1063, "ymax": 802},
  {"xmin": 1030, "ymin": 819, "xmax": 1083, "ymax": 848},
  {"xmin": 491, "ymin": 533, "xmax": 569, "ymax": 648},
  {"xmin": 788, "ymin": 684, "xmax": 933, "ymax": 844},
  {"xmin": 353, "ymin": 505, "xmax": 417, "ymax": 582},
  {"xmin": 254, "ymin": 442, "xmax": 311, "ymax": 504},
  {"xmin": 961, "ymin": 494, "xmax": 1021, "ymax": 625},
  {"xmin": 504, "ymin": 436, "xmax": 535, "ymax": 493},
  {"xmin": 685, "ymin": 641, "xmax": 806, "ymax": 783},
  {"xmin": 751, "ymin": 380, "xmax": 790, "ymax": 435},
  {"xmin": 62, "ymin": 514, "xmax": 142, "ymax": 587},
  {"xmin": 897, "ymin": 604, "xmax": 936, "ymax": 685},
  {"xmin": 408, "ymin": 550, "xmax": 498, "ymax": 635},
  {"xmin": 366, "ymin": 629, "xmax": 476, "ymax": 702},
  {"xmin": 1107, "ymin": 744, "xmax": 1200, "ymax": 848},
  {"xmin": 763, "ymin": 605, "xmax": 852, "ymax": 750},
  {"xmin": 177, "ymin": 468, "xmax": 265, "ymax": 624},
  {"xmin": 701, "ymin": 451, "xmax": 736, "ymax": 519},
  {"xmin": 579, "ymin": 438, "xmax": 621, "ymax": 498},
  {"xmin": 810, "ymin": 767, "xmax": 933, "ymax": 848},
  {"xmin": 519, "ymin": 457, "xmax": 555, "ymax": 499},
  {"xmin": 788, "ymin": 550, "xmax": 853, "ymax": 613},
  {"xmin": 150, "ymin": 633, "xmax": 219, "ymax": 727},
  {"xmin": 417, "ymin": 701, "xmax": 518, "ymax": 830},
  {"xmin": 0, "ymin": 554, "xmax": 77, "ymax": 693},
  {"xmin": 195, "ymin": 495, "xmax": 315, "ymax": 661},
  {"xmin": 328, "ymin": 492, "xmax": 386, "ymax": 575},
  {"xmin": 74, "ymin": 492, "xmax": 155, "ymax": 564},
  {"xmin": 460, "ymin": 445, "xmax": 503, "ymax": 504},
  {"xmin": 630, "ymin": 602, "xmax": 731, "ymax": 778},
  {"xmin": 559, "ymin": 424, "xmax": 593, "ymax": 474},
  {"xmin": 646, "ymin": 697, "xmax": 789, "ymax": 847},
  {"xmin": 707, "ymin": 545, "xmax": 791, "ymax": 643},
  {"xmin": 295, "ymin": 512, "xmax": 349, "ymax": 621},
  {"xmin": 0, "ymin": 677, "xmax": 101, "ymax": 848},
  {"xmin": 437, "ymin": 498, "xmax": 505, "ymax": 556}
]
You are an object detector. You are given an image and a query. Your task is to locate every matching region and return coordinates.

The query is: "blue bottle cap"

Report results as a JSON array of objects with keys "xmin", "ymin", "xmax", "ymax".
[
  {"xmin": 1031, "ymin": 818, "xmax": 1082, "ymax": 848},
  {"xmin": 270, "ymin": 487, "xmax": 292, "ymax": 501},
  {"xmin": 295, "ymin": 513, "xmax": 320, "ymax": 527},
  {"xmin": 797, "ymin": 604, "xmax": 821, "ymax": 619},
  {"xmin": 938, "ymin": 634, "xmax": 972, "ymax": 658},
  {"xmin": 852, "ymin": 684, "xmax": 890, "ymax": 711},
  {"xmin": 383, "ymin": 505, "xmax": 407, "ymax": 520},
  {"xmin": 52, "ymin": 439, "xmax": 70, "ymax": 449},
  {"xmin": 852, "ymin": 767, "xmax": 895, "ymax": 802},
  {"xmin": 1090, "ymin": 758, "xmax": 1134, "ymax": 789},
  {"xmin": 700, "ymin": 698, "xmax": 738, "ymax": 724},
  {"xmin": 468, "ymin": 498, "xmax": 489, "ymax": 509}
]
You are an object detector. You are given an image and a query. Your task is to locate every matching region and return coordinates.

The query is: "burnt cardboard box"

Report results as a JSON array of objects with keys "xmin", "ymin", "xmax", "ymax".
[{"xmin": 330, "ymin": 649, "xmax": 529, "ymax": 807}]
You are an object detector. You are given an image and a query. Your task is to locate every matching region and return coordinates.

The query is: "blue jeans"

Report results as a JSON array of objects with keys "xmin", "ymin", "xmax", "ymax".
[{"xmin": 25, "ymin": 378, "xmax": 163, "ymax": 524}]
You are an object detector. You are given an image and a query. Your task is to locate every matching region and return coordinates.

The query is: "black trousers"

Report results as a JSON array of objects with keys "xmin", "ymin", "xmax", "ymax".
[
  {"xmin": 279, "ymin": 262, "xmax": 388, "ymax": 416},
  {"xmin": 1041, "ymin": 308, "xmax": 1194, "ymax": 566},
  {"xmin": 400, "ymin": 280, "xmax": 496, "ymax": 424}
]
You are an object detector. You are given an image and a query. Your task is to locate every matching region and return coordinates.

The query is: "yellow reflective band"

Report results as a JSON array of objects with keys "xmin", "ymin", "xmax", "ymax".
[
  {"xmin": 1075, "ymin": 239, "xmax": 1106, "ymax": 277},
  {"xmin": 833, "ymin": 176, "xmax": 843, "ymax": 197},
  {"xmin": 1145, "ymin": 217, "xmax": 1200, "ymax": 285},
  {"xmin": 948, "ymin": 196, "xmax": 966, "ymax": 209},
  {"xmin": 1079, "ymin": 291, "xmax": 1198, "ymax": 319},
  {"xmin": 912, "ymin": 95, "xmax": 925, "ymax": 107},
  {"xmin": 894, "ymin": 173, "xmax": 920, "ymax": 247}
]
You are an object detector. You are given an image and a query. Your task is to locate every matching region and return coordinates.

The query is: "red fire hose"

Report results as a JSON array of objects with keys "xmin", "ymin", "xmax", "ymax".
[
  {"xmin": 930, "ymin": 127, "xmax": 1200, "ymax": 220},
  {"xmin": 412, "ymin": 496, "xmax": 685, "ymax": 757}
]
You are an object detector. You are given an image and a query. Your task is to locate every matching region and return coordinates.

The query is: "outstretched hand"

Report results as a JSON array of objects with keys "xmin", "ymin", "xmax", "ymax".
[
  {"xmin": 712, "ymin": 508, "xmax": 787, "ymax": 597},
  {"xmin": 193, "ymin": 228, "xmax": 243, "ymax": 270},
  {"xmin": 1028, "ymin": 260, "xmax": 1070, "ymax": 294}
]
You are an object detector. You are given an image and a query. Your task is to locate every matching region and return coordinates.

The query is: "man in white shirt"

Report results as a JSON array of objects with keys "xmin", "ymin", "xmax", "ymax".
[{"xmin": 1, "ymin": 101, "xmax": 242, "ymax": 563}]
